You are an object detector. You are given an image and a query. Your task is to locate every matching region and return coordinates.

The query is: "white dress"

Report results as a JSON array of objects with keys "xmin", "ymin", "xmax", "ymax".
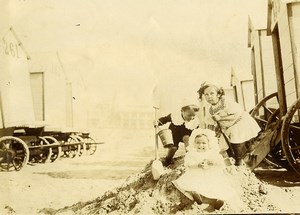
[
  {"xmin": 209, "ymin": 97, "xmax": 261, "ymax": 151},
  {"xmin": 174, "ymin": 149, "xmax": 236, "ymax": 201}
]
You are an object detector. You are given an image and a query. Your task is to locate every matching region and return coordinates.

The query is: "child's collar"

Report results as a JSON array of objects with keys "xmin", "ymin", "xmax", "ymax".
[{"xmin": 170, "ymin": 111, "xmax": 199, "ymax": 129}]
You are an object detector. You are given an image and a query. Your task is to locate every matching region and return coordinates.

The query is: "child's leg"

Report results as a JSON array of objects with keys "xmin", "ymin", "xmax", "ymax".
[
  {"xmin": 218, "ymin": 135, "xmax": 229, "ymax": 152},
  {"xmin": 163, "ymin": 146, "xmax": 178, "ymax": 166},
  {"xmin": 201, "ymin": 195, "xmax": 224, "ymax": 211},
  {"xmin": 190, "ymin": 191, "xmax": 203, "ymax": 204},
  {"xmin": 172, "ymin": 181, "xmax": 194, "ymax": 201},
  {"xmin": 231, "ymin": 142, "xmax": 247, "ymax": 166}
]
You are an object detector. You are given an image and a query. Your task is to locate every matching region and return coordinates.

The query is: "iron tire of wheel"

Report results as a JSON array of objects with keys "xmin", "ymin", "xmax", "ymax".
[
  {"xmin": 0, "ymin": 136, "xmax": 29, "ymax": 171},
  {"xmin": 281, "ymin": 97, "xmax": 300, "ymax": 175}
]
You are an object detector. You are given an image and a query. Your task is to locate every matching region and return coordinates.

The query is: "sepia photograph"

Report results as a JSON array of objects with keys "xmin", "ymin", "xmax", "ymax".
[{"xmin": 0, "ymin": 0, "xmax": 300, "ymax": 214}]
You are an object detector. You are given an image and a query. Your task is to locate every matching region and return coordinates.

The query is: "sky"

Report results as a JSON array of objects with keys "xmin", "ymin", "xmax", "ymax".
[{"xmin": 0, "ymin": 0, "xmax": 268, "ymax": 110}]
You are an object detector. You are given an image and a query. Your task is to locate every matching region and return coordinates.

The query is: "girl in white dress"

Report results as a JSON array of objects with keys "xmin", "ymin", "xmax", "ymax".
[{"xmin": 198, "ymin": 84, "xmax": 261, "ymax": 166}]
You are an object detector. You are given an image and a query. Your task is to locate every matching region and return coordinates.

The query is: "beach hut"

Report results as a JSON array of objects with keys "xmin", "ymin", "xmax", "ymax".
[{"xmin": 0, "ymin": 27, "xmax": 35, "ymax": 132}]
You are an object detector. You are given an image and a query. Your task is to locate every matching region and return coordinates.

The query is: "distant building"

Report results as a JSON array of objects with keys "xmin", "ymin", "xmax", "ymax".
[{"xmin": 87, "ymin": 103, "xmax": 153, "ymax": 130}]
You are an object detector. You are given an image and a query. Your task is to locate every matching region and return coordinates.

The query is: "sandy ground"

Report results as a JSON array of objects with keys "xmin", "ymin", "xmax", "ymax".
[
  {"xmin": 1, "ymin": 129, "xmax": 300, "ymax": 214},
  {"xmin": 0, "ymin": 129, "xmax": 154, "ymax": 214}
]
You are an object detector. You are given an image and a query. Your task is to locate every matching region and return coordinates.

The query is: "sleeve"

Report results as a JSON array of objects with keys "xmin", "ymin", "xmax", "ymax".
[
  {"xmin": 184, "ymin": 150, "xmax": 201, "ymax": 168},
  {"xmin": 217, "ymin": 100, "xmax": 243, "ymax": 128},
  {"xmin": 226, "ymin": 100, "xmax": 243, "ymax": 116},
  {"xmin": 207, "ymin": 151, "xmax": 225, "ymax": 167},
  {"xmin": 158, "ymin": 113, "xmax": 172, "ymax": 126}
]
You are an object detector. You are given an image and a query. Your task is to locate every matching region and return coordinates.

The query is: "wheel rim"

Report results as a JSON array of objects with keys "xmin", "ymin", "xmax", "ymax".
[
  {"xmin": 43, "ymin": 136, "xmax": 62, "ymax": 163},
  {"xmin": 250, "ymin": 92, "xmax": 279, "ymax": 129},
  {"xmin": 263, "ymin": 108, "xmax": 291, "ymax": 169},
  {"xmin": 281, "ymin": 98, "xmax": 300, "ymax": 175},
  {"xmin": 249, "ymin": 93, "xmax": 291, "ymax": 168},
  {"xmin": 85, "ymin": 137, "xmax": 97, "ymax": 155},
  {"xmin": 64, "ymin": 136, "xmax": 80, "ymax": 158},
  {"xmin": 0, "ymin": 136, "xmax": 29, "ymax": 171},
  {"xmin": 73, "ymin": 135, "xmax": 86, "ymax": 157},
  {"xmin": 39, "ymin": 137, "xmax": 52, "ymax": 163}
]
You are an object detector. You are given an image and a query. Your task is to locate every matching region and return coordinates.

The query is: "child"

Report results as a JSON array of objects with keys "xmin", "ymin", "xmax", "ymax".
[
  {"xmin": 157, "ymin": 100, "xmax": 200, "ymax": 167},
  {"xmin": 172, "ymin": 128, "xmax": 235, "ymax": 211},
  {"xmin": 198, "ymin": 84, "xmax": 261, "ymax": 166}
]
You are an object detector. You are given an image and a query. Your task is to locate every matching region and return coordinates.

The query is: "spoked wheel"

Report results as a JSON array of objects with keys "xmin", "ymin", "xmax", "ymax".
[
  {"xmin": 250, "ymin": 93, "xmax": 291, "ymax": 168},
  {"xmin": 73, "ymin": 135, "xmax": 86, "ymax": 157},
  {"xmin": 0, "ymin": 136, "xmax": 29, "ymax": 171},
  {"xmin": 42, "ymin": 136, "xmax": 62, "ymax": 163},
  {"xmin": 264, "ymin": 108, "xmax": 291, "ymax": 169},
  {"xmin": 29, "ymin": 137, "xmax": 52, "ymax": 163},
  {"xmin": 281, "ymin": 98, "xmax": 300, "ymax": 175},
  {"xmin": 84, "ymin": 137, "xmax": 97, "ymax": 155},
  {"xmin": 63, "ymin": 136, "xmax": 80, "ymax": 158},
  {"xmin": 250, "ymin": 92, "xmax": 280, "ymax": 129}
]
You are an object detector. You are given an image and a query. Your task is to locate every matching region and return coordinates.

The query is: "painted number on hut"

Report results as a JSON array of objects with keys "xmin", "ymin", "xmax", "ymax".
[{"xmin": 2, "ymin": 38, "xmax": 20, "ymax": 58}]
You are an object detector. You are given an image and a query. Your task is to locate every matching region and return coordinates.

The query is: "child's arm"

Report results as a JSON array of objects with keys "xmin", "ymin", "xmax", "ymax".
[
  {"xmin": 184, "ymin": 151, "xmax": 201, "ymax": 168},
  {"xmin": 217, "ymin": 113, "xmax": 241, "ymax": 122},
  {"xmin": 198, "ymin": 152, "xmax": 225, "ymax": 169},
  {"xmin": 156, "ymin": 114, "xmax": 172, "ymax": 126},
  {"xmin": 182, "ymin": 135, "xmax": 190, "ymax": 150},
  {"xmin": 213, "ymin": 100, "xmax": 243, "ymax": 127}
]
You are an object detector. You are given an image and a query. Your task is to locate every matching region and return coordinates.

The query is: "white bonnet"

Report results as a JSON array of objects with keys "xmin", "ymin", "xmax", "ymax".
[{"xmin": 189, "ymin": 128, "xmax": 219, "ymax": 150}]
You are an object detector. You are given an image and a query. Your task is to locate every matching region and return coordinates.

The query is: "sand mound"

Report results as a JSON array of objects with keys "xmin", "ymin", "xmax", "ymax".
[{"xmin": 51, "ymin": 157, "xmax": 279, "ymax": 214}]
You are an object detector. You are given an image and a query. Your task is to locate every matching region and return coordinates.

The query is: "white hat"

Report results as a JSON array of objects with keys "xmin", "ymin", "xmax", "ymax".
[{"xmin": 180, "ymin": 97, "xmax": 199, "ymax": 108}]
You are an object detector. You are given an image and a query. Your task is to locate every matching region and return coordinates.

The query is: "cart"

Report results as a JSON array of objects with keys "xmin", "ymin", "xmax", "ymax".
[
  {"xmin": 0, "ymin": 27, "xmax": 103, "ymax": 171},
  {"xmin": 0, "ymin": 125, "xmax": 59, "ymax": 171},
  {"xmin": 245, "ymin": 0, "xmax": 300, "ymax": 175}
]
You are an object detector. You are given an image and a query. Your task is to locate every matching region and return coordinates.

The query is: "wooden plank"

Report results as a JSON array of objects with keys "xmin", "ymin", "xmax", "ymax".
[
  {"xmin": 281, "ymin": 49, "xmax": 294, "ymax": 72},
  {"xmin": 285, "ymin": 77, "xmax": 296, "ymax": 93},
  {"xmin": 244, "ymin": 128, "xmax": 278, "ymax": 171},
  {"xmin": 289, "ymin": 10, "xmax": 300, "ymax": 97},
  {"xmin": 283, "ymin": 63, "xmax": 295, "ymax": 83},
  {"xmin": 286, "ymin": 91, "xmax": 297, "ymax": 107},
  {"xmin": 251, "ymin": 48, "xmax": 259, "ymax": 104},
  {"xmin": 30, "ymin": 72, "xmax": 45, "ymax": 121},
  {"xmin": 272, "ymin": 27, "xmax": 287, "ymax": 115},
  {"xmin": 291, "ymin": 2, "xmax": 300, "ymax": 17},
  {"xmin": 261, "ymin": 34, "xmax": 278, "ymax": 96}
]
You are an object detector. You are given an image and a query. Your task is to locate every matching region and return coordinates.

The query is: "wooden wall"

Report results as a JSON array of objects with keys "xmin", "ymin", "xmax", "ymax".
[
  {"xmin": 249, "ymin": 25, "xmax": 277, "ymax": 109},
  {"xmin": 269, "ymin": 1, "xmax": 300, "ymax": 109},
  {"xmin": 289, "ymin": 3, "xmax": 300, "ymax": 106},
  {"xmin": 0, "ymin": 28, "xmax": 35, "ymax": 128}
]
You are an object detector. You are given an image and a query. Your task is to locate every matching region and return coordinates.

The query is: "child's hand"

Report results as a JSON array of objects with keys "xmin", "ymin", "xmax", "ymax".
[
  {"xmin": 198, "ymin": 159, "xmax": 211, "ymax": 168},
  {"xmin": 212, "ymin": 114, "xmax": 221, "ymax": 121}
]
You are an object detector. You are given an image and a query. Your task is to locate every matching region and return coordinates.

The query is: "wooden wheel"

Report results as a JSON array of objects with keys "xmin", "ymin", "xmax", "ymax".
[
  {"xmin": 250, "ymin": 93, "xmax": 292, "ymax": 168},
  {"xmin": 63, "ymin": 135, "xmax": 80, "ymax": 158},
  {"xmin": 250, "ymin": 92, "xmax": 280, "ymax": 129},
  {"xmin": 29, "ymin": 137, "xmax": 52, "ymax": 163},
  {"xmin": 0, "ymin": 136, "xmax": 29, "ymax": 171},
  {"xmin": 264, "ymin": 108, "xmax": 291, "ymax": 169},
  {"xmin": 42, "ymin": 136, "xmax": 62, "ymax": 163},
  {"xmin": 73, "ymin": 135, "xmax": 86, "ymax": 157},
  {"xmin": 281, "ymin": 98, "xmax": 300, "ymax": 175},
  {"xmin": 84, "ymin": 137, "xmax": 97, "ymax": 155}
]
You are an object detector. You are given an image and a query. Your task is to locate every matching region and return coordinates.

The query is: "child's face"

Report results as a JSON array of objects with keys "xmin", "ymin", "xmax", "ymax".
[
  {"xmin": 182, "ymin": 109, "xmax": 196, "ymax": 122},
  {"xmin": 194, "ymin": 136, "xmax": 209, "ymax": 152},
  {"xmin": 203, "ymin": 86, "xmax": 220, "ymax": 105}
]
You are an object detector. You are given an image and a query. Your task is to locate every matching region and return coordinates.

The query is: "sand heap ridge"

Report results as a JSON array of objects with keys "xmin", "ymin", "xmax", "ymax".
[{"xmin": 53, "ymin": 157, "xmax": 279, "ymax": 215}]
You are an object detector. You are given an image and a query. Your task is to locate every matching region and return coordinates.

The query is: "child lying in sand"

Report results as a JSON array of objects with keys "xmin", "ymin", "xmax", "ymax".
[{"xmin": 172, "ymin": 128, "xmax": 236, "ymax": 212}]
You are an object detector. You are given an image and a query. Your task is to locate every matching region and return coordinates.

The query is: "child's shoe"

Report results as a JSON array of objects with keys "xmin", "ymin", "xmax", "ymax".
[{"xmin": 213, "ymin": 199, "xmax": 224, "ymax": 210}]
